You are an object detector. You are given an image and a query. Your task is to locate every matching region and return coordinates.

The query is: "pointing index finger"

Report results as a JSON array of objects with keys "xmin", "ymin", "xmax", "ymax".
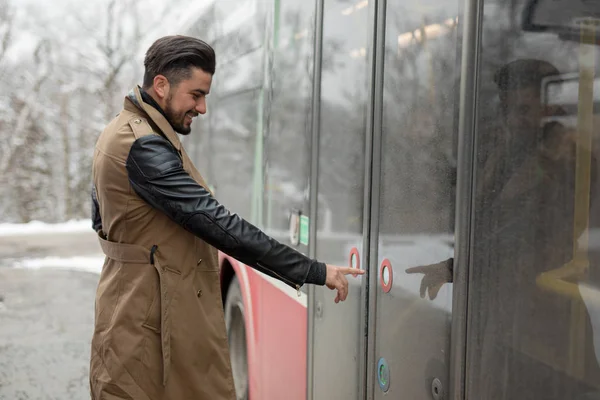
[
  {"xmin": 406, "ymin": 265, "xmax": 427, "ymax": 274},
  {"xmin": 343, "ymin": 267, "xmax": 365, "ymax": 276}
]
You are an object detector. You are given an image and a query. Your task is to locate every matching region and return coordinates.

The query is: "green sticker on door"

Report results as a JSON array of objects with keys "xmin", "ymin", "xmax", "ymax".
[{"xmin": 299, "ymin": 215, "xmax": 309, "ymax": 245}]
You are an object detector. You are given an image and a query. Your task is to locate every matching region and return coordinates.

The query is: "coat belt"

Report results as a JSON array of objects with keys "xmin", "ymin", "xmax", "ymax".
[
  {"xmin": 98, "ymin": 233, "xmax": 151, "ymax": 263},
  {"xmin": 97, "ymin": 232, "xmax": 172, "ymax": 386}
]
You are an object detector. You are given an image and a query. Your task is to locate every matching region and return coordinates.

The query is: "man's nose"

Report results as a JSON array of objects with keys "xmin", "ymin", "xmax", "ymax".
[{"xmin": 196, "ymin": 99, "xmax": 207, "ymax": 115}]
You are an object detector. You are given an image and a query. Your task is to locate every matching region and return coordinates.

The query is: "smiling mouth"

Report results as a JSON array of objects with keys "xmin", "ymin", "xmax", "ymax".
[{"xmin": 185, "ymin": 112, "xmax": 198, "ymax": 123}]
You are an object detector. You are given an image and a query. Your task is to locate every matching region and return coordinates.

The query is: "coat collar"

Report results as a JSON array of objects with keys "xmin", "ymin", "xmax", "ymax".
[{"xmin": 124, "ymin": 86, "xmax": 182, "ymax": 151}]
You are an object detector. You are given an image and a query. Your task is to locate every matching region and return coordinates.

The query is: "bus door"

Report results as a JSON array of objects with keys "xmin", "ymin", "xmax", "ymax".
[
  {"xmin": 307, "ymin": 0, "xmax": 372, "ymax": 399},
  {"xmin": 365, "ymin": 0, "xmax": 461, "ymax": 399}
]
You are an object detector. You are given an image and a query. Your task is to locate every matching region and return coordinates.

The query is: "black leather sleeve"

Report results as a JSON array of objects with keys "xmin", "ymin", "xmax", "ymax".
[
  {"xmin": 91, "ymin": 185, "xmax": 103, "ymax": 233},
  {"xmin": 126, "ymin": 134, "xmax": 327, "ymax": 288}
]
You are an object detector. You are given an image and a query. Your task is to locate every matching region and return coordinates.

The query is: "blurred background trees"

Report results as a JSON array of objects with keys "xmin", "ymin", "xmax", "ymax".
[{"xmin": 0, "ymin": 0, "xmax": 182, "ymax": 222}]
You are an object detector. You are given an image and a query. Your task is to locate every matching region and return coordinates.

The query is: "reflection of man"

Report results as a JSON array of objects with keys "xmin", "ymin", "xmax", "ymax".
[
  {"xmin": 408, "ymin": 59, "xmax": 600, "ymax": 399},
  {"xmin": 496, "ymin": 59, "xmax": 560, "ymax": 147}
]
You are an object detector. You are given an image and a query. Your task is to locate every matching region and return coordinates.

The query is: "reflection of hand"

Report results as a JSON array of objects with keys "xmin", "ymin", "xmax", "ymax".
[
  {"xmin": 405, "ymin": 258, "xmax": 453, "ymax": 300},
  {"xmin": 325, "ymin": 265, "xmax": 365, "ymax": 304}
]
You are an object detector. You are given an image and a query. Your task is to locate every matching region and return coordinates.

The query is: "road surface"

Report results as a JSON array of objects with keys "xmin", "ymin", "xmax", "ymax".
[{"xmin": 0, "ymin": 230, "xmax": 100, "ymax": 399}]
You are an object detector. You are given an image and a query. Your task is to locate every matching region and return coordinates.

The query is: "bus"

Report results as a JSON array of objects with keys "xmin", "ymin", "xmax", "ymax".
[{"xmin": 170, "ymin": 0, "xmax": 600, "ymax": 399}]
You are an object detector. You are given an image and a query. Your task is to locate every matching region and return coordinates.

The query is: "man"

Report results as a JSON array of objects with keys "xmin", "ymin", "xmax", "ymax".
[{"xmin": 89, "ymin": 35, "xmax": 364, "ymax": 400}]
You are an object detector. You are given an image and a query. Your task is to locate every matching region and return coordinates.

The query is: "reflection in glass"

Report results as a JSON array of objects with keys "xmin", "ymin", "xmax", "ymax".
[
  {"xmin": 311, "ymin": 1, "xmax": 369, "ymax": 399},
  {"xmin": 468, "ymin": 1, "xmax": 600, "ymax": 399},
  {"xmin": 263, "ymin": 0, "xmax": 315, "ymax": 241},
  {"xmin": 187, "ymin": 1, "xmax": 266, "ymax": 224},
  {"xmin": 373, "ymin": 0, "xmax": 460, "ymax": 398}
]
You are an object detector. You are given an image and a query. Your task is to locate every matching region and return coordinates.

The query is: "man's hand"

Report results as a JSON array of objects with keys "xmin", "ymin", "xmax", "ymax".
[
  {"xmin": 405, "ymin": 258, "xmax": 453, "ymax": 300},
  {"xmin": 325, "ymin": 264, "xmax": 365, "ymax": 304}
]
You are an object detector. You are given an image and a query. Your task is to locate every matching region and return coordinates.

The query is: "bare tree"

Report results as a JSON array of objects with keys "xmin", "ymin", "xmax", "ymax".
[
  {"xmin": 0, "ymin": 0, "xmax": 172, "ymax": 222},
  {"xmin": 1, "ymin": 39, "xmax": 56, "ymax": 222}
]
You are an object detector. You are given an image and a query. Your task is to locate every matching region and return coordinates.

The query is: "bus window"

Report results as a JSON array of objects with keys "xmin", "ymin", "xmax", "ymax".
[{"xmin": 467, "ymin": 0, "xmax": 600, "ymax": 399}]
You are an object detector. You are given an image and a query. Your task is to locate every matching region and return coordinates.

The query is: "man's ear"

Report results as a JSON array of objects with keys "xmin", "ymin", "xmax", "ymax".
[{"xmin": 153, "ymin": 75, "xmax": 170, "ymax": 100}]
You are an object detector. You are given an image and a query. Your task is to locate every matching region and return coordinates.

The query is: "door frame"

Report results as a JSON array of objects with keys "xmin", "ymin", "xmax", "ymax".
[
  {"xmin": 306, "ymin": 0, "xmax": 383, "ymax": 399},
  {"xmin": 449, "ymin": 0, "xmax": 483, "ymax": 399},
  {"xmin": 364, "ymin": 0, "xmax": 387, "ymax": 397},
  {"xmin": 306, "ymin": 0, "xmax": 325, "ymax": 397}
]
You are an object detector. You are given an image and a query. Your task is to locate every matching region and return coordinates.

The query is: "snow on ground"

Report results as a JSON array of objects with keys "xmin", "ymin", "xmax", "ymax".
[
  {"xmin": 0, "ymin": 219, "xmax": 92, "ymax": 237},
  {"xmin": 11, "ymin": 255, "xmax": 106, "ymax": 274},
  {"xmin": 0, "ymin": 219, "xmax": 103, "ymax": 274}
]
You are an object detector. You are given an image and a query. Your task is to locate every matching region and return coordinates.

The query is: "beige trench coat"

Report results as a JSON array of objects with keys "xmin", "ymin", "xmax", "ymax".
[{"xmin": 89, "ymin": 86, "xmax": 236, "ymax": 399}]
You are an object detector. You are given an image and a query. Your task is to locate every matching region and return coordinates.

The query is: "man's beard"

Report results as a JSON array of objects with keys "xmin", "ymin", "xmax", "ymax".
[{"xmin": 164, "ymin": 96, "xmax": 192, "ymax": 135}]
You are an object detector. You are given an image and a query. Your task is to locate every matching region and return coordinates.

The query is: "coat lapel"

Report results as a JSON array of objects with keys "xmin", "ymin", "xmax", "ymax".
[{"xmin": 124, "ymin": 86, "xmax": 212, "ymax": 194}]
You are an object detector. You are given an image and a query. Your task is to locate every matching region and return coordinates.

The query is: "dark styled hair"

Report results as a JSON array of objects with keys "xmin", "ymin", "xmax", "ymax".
[
  {"xmin": 142, "ymin": 35, "xmax": 216, "ymax": 89},
  {"xmin": 494, "ymin": 59, "xmax": 559, "ymax": 93}
]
